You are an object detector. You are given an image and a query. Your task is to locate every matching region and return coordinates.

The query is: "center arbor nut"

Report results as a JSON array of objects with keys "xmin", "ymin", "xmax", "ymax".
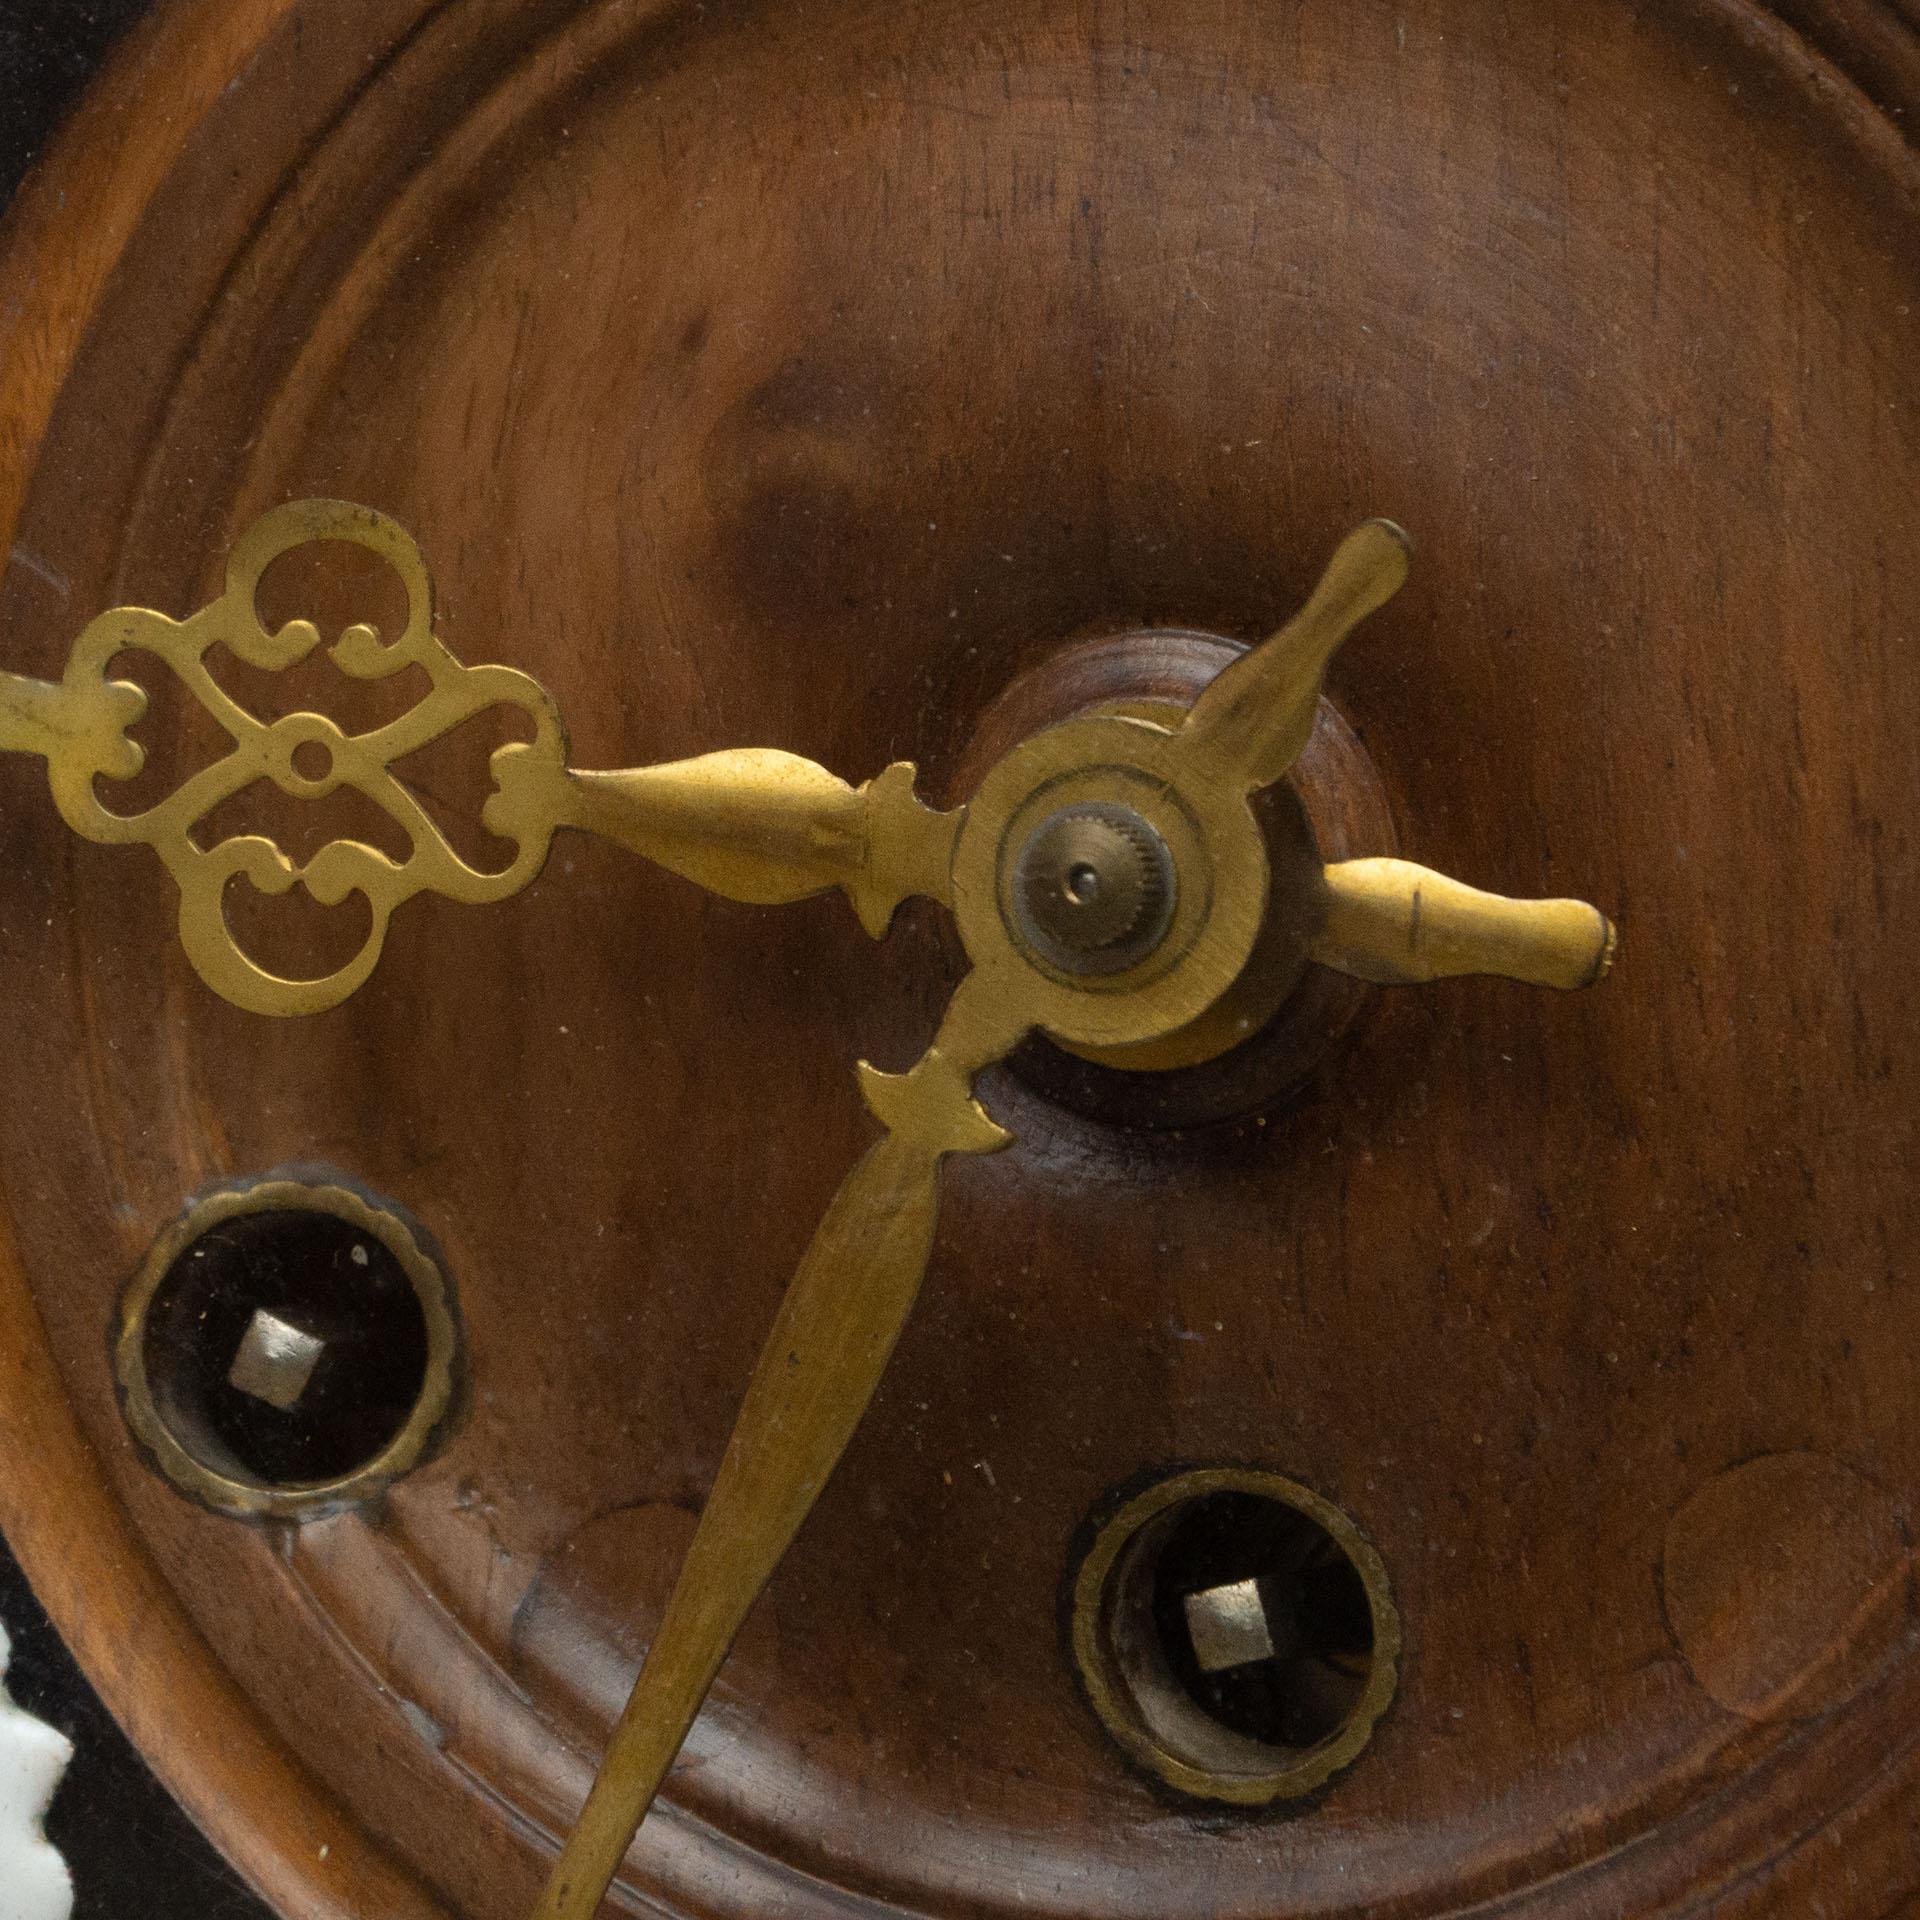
[{"xmin": 1012, "ymin": 804, "xmax": 1179, "ymax": 977}]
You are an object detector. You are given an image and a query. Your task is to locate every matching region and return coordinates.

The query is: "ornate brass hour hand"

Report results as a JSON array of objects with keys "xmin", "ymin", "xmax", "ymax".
[{"xmin": 0, "ymin": 501, "xmax": 956, "ymax": 1013}]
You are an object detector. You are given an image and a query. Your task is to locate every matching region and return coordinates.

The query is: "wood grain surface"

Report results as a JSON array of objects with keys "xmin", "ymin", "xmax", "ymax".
[
  {"xmin": 0, "ymin": 2, "xmax": 1916, "ymax": 1917},
  {"xmin": 0, "ymin": 5, "xmax": 273, "ymax": 1911}
]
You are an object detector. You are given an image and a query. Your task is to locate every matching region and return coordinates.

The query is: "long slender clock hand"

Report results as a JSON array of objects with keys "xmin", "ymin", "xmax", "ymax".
[{"xmin": 534, "ymin": 972, "xmax": 1025, "ymax": 1920}]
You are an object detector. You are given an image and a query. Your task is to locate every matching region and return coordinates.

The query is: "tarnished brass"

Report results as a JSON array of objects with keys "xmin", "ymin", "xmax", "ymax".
[
  {"xmin": 0, "ymin": 503, "xmax": 1615, "ymax": 1917},
  {"xmin": 1312, "ymin": 857, "xmax": 1616, "ymax": 989},
  {"xmin": 1069, "ymin": 1466, "xmax": 1400, "ymax": 1804},
  {"xmin": 1011, "ymin": 803, "xmax": 1177, "ymax": 974},
  {"xmin": 535, "ymin": 972, "xmax": 1024, "ymax": 1919},
  {"xmin": 0, "ymin": 506, "xmax": 1609, "ymax": 1017},
  {"xmin": 500, "ymin": 747, "xmax": 958, "ymax": 941}
]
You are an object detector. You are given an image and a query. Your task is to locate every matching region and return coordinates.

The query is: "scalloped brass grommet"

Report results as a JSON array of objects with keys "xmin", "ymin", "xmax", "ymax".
[
  {"xmin": 1069, "ymin": 1467, "xmax": 1399, "ymax": 1805},
  {"xmin": 115, "ymin": 1174, "xmax": 461, "ymax": 1521}
]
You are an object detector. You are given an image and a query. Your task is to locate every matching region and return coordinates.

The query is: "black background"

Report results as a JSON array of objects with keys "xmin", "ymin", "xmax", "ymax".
[{"xmin": 1, "ymin": 2, "xmax": 274, "ymax": 1913}]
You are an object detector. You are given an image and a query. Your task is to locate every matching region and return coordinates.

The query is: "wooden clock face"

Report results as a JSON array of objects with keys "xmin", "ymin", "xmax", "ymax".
[{"xmin": 0, "ymin": 2, "xmax": 1916, "ymax": 1917}]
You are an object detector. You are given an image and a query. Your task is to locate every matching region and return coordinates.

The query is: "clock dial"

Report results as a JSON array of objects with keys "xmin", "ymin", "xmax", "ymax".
[
  {"xmin": 0, "ymin": 2, "xmax": 1916, "ymax": 1919},
  {"xmin": 6, "ymin": 497, "xmax": 1612, "ymax": 1918}
]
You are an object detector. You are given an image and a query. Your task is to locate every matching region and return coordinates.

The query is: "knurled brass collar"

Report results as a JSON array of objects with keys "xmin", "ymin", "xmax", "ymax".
[{"xmin": 1011, "ymin": 803, "xmax": 1178, "ymax": 976}]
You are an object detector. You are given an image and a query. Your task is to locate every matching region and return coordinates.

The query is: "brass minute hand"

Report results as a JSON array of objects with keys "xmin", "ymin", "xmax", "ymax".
[{"xmin": 534, "ymin": 973, "xmax": 1025, "ymax": 1920}]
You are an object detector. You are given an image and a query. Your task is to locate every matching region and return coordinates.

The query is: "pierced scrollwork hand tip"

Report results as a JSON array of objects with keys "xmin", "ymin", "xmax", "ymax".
[
  {"xmin": 7, "ymin": 499, "xmax": 966, "ymax": 1016},
  {"xmin": 9, "ymin": 501, "xmax": 570, "ymax": 1016}
]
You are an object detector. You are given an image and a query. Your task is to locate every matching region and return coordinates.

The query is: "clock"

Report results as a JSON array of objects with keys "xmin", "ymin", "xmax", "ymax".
[{"xmin": 0, "ymin": 3, "xmax": 1915, "ymax": 1919}]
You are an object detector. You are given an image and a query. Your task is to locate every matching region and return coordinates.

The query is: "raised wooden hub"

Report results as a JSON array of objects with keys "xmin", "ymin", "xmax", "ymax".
[{"xmin": 0, "ymin": 3, "xmax": 1916, "ymax": 1919}]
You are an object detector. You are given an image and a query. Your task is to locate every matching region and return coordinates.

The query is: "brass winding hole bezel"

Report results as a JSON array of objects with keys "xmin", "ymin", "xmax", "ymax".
[
  {"xmin": 115, "ymin": 1175, "xmax": 461, "ymax": 1521},
  {"xmin": 1069, "ymin": 1466, "xmax": 1400, "ymax": 1805}
]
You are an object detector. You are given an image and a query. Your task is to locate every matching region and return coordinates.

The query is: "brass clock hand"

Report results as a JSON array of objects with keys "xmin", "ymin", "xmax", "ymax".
[
  {"xmin": 1311, "ymin": 857, "xmax": 1615, "ymax": 990},
  {"xmin": 0, "ymin": 503, "xmax": 1609, "ymax": 1006},
  {"xmin": 1177, "ymin": 517, "xmax": 1412, "ymax": 794},
  {"xmin": 534, "ymin": 972, "xmax": 1024, "ymax": 1920},
  {"xmin": 490, "ymin": 745, "xmax": 958, "ymax": 937},
  {"xmin": 0, "ymin": 501, "xmax": 955, "ymax": 1012}
]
